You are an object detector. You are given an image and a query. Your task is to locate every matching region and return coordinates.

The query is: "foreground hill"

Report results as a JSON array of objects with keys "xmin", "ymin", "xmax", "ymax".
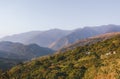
[
  {"xmin": 50, "ymin": 24, "xmax": 120, "ymax": 50},
  {"xmin": 0, "ymin": 41, "xmax": 54, "ymax": 60},
  {"xmin": 2, "ymin": 32, "xmax": 120, "ymax": 79}
]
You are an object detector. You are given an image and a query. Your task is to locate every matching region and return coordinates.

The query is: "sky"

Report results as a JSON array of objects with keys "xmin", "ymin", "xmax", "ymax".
[{"xmin": 0, "ymin": 0, "xmax": 120, "ymax": 37}]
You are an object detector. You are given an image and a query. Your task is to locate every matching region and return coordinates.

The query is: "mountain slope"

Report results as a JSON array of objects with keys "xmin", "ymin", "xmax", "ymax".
[
  {"xmin": 2, "ymin": 32, "xmax": 120, "ymax": 79},
  {"xmin": 60, "ymin": 32, "xmax": 120, "ymax": 52},
  {"xmin": 0, "ymin": 31, "xmax": 42, "ymax": 43},
  {"xmin": 50, "ymin": 27, "xmax": 99, "ymax": 50},
  {"xmin": 0, "ymin": 29, "xmax": 71, "ymax": 48},
  {"xmin": 0, "ymin": 41, "xmax": 54, "ymax": 60},
  {"xmin": 26, "ymin": 29, "xmax": 71, "ymax": 47},
  {"xmin": 50, "ymin": 24, "xmax": 120, "ymax": 50}
]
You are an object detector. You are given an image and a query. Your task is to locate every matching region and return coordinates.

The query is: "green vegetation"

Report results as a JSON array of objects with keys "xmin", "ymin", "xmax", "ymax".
[
  {"xmin": 0, "ymin": 42, "xmax": 54, "ymax": 60},
  {"xmin": 1, "ymin": 35, "xmax": 120, "ymax": 79},
  {"xmin": 0, "ymin": 42, "xmax": 54, "ymax": 71}
]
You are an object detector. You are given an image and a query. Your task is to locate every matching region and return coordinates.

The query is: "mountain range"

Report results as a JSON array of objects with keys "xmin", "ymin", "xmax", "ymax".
[
  {"xmin": 1, "ymin": 24, "xmax": 120, "ymax": 51},
  {"xmin": 50, "ymin": 24, "xmax": 120, "ymax": 50},
  {"xmin": 2, "ymin": 32, "xmax": 120, "ymax": 79},
  {"xmin": 0, "ymin": 29, "xmax": 71, "ymax": 47},
  {"xmin": 0, "ymin": 25, "xmax": 120, "ymax": 79},
  {"xmin": 0, "ymin": 25, "xmax": 120, "ymax": 78}
]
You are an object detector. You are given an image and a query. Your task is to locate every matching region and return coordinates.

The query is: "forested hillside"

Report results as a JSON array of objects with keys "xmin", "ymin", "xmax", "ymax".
[
  {"xmin": 0, "ymin": 42, "xmax": 54, "ymax": 70},
  {"xmin": 0, "ymin": 41, "xmax": 54, "ymax": 60},
  {"xmin": 1, "ymin": 33, "xmax": 120, "ymax": 79}
]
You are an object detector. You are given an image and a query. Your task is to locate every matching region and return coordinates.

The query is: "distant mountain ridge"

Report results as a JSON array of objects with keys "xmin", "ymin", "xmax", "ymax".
[
  {"xmin": 0, "ymin": 29, "xmax": 71, "ymax": 48},
  {"xmin": 25, "ymin": 29, "xmax": 72, "ymax": 47},
  {"xmin": 0, "ymin": 31, "xmax": 42, "ymax": 43},
  {"xmin": 50, "ymin": 24, "xmax": 120, "ymax": 50},
  {"xmin": 1, "ymin": 24, "xmax": 120, "ymax": 50}
]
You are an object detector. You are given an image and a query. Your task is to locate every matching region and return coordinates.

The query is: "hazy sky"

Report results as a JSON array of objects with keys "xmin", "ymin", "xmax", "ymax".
[{"xmin": 0, "ymin": 0, "xmax": 120, "ymax": 36}]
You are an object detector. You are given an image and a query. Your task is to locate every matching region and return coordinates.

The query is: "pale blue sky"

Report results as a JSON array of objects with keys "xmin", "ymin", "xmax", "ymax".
[{"xmin": 0, "ymin": 0, "xmax": 120, "ymax": 36}]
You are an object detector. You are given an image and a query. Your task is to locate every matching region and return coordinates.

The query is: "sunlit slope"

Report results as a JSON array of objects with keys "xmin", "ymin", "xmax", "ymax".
[{"xmin": 1, "ymin": 33, "xmax": 120, "ymax": 79}]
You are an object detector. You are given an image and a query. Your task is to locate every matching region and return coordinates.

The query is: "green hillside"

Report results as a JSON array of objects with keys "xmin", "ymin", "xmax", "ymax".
[
  {"xmin": 1, "ymin": 35, "xmax": 120, "ymax": 79},
  {"xmin": 0, "ymin": 42, "xmax": 54, "ymax": 60},
  {"xmin": 0, "ymin": 42, "xmax": 54, "ymax": 71}
]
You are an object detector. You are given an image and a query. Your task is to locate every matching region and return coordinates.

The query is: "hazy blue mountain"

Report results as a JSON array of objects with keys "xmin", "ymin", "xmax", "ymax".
[
  {"xmin": 0, "ymin": 41, "xmax": 54, "ymax": 60},
  {"xmin": 1, "ymin": 24, "xmax": 120, "ymax": 50},
  {"xmin": 0, "ymin": 31, "xmax": 42, "ymax": 43},
  {"xmin": 0, "ymin": 29, "xmax": 71, "ymax": 48},
  {"xmin": 25, "ymin": 29, "xmax": 71, "ymax": 47},
  {"xmin": 50, "ymin": 24, "xmax": 120, "ymax": 50}
]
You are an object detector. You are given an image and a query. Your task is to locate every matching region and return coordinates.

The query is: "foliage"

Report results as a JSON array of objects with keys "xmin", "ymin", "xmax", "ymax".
[{"xmin": 1, "ymin": 35, "xmax": 120, "ymax": 79}]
